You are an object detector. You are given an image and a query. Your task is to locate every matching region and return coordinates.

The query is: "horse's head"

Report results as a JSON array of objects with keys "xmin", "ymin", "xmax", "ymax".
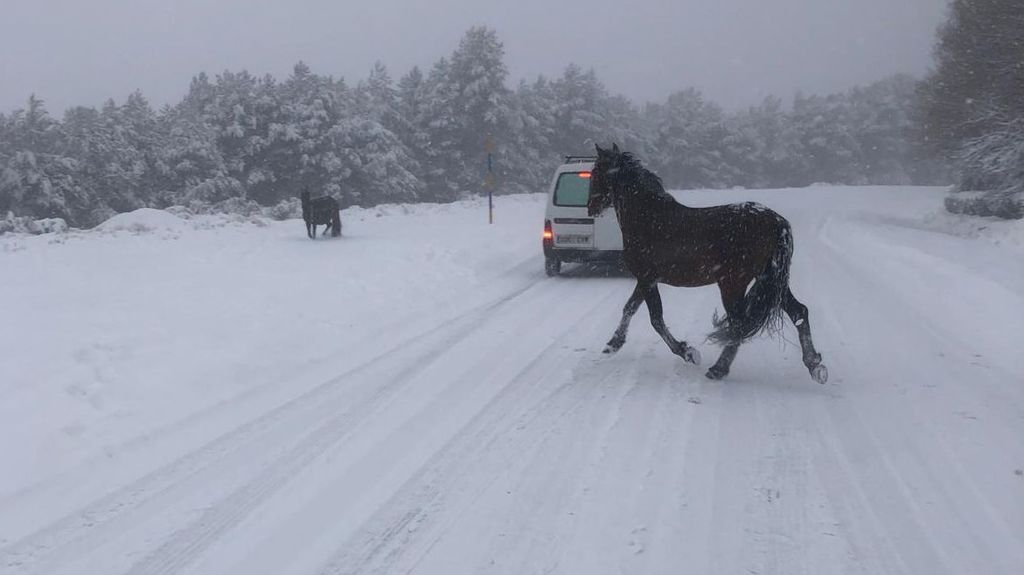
[{"xmin": 588, "ymin": 143, "xmax": 622, "ymax": 217}]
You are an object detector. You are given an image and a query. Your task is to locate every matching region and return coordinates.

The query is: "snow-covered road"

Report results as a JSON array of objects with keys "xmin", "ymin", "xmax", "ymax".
[{"xmin": 1, "ymin": 187, "xmax": 1022, "ymax": 574}]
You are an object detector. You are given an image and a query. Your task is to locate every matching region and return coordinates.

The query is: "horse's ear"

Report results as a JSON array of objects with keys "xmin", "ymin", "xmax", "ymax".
[
  {"xmin": 595, "ymin": 143, "xmax": 604, "ymax": 154},
  {"xmin": 612, "ymin": 143, "xmax": 620, "ymax": 153}
]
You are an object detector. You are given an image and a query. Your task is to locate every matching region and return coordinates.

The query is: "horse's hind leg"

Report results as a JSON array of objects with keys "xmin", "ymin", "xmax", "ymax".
[
  {"xmin": 604, "ymin": 281, "xmax": 647, "ymax": 354},
  {"xmin": 645, "ymin": 284, "xmax": 701, "ymax": 365},
  {"xmin": 784, "ymin": 288, "xmax": 828, "ymax": 384},
  {"xmin": 707, "ymin": 280, "xmax": 745, "ymax": 380},
  {"xmin": 331, "ymin": 211, "xmax": 341, "ymax": 236}
]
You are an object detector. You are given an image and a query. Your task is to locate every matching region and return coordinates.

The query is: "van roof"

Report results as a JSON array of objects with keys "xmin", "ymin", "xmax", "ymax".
[
  {"xmin": 562, "ymin": 155, "xmax": 596, "ymax": 164},
  {"xmin": 556, "ymin": 157, "xmax": 594, "ymax": 175}
]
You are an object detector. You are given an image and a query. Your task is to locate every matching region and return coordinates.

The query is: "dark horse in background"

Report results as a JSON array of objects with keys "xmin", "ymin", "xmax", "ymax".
[
  {"xmin": 588, "ymin": 144, "xmax": 827, "ymax": 384},
  {"xmin": 300, "ymin": 189, "xmax": 341, "ymax": 239}
]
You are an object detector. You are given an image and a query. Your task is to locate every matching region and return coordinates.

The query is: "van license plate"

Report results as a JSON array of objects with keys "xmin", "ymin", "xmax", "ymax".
[{"xmin": 556, "ymin": 234, "xmax": 590, "ymax": 245}]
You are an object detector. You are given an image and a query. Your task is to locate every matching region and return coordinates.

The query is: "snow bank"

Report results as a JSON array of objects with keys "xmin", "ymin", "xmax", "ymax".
[
  {"xmin": 0, "ymin": 212, "xmax": 69, "ymax": 235},
  {"xmin": 923, "ymin": 208, "xmax": 1024, "ymax": 254},
  {"xmin": 945, "ymin": 189, "xmax": 1024, "ymax": 220},
  {"xmin": 97, "ymin": 207, "xmax": 188, "ymax": 233}
]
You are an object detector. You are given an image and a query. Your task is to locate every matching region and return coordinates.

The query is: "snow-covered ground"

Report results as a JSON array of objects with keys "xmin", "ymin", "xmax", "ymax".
[{"xmin": 1, "ymin": 186, "xmax": 1022, "ymax": 574}]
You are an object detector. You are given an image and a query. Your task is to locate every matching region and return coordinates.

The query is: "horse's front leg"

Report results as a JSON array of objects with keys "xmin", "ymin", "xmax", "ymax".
[
  {"xmin": 645, "ymin": 284, "xmax": 701, "ymax": 365},
  {"xmin": 604, "ymin": 281, "xmax": 647, "ymax": 354},
  {"xmin": 306, "ymin": 221, "xmax": 314, "ymax": 239}
]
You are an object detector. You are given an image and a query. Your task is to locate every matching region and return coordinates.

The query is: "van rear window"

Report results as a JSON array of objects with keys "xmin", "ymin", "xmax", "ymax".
[{"xmin": 554, "ymin": 172, "xmax": 591, "ymax": 206}]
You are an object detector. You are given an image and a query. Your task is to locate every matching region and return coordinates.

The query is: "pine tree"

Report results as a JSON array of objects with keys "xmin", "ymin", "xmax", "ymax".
[
  {"xmin": 418, "ymin": 27, "xmax": 514, "ymax": 200},
  {"xmin": 396, "ymin": 66, "xmax": 432, "ymax": 179},
  {"xmin": 155, "ymin": 99, "xmax": 235, "ymax": 206},
  {"xmin": 550, "ymin": 65, "xmax": 608, "ymax": 156},
  {"xmin": 418, "ymin": 57, "xmax": 462, "ymax": 201},
  {"xmin": 847, "ymin": 75, "xmax": 918, "ymax": 185},
  {"xmin": 264, "ymin": 62, "xmax": 348, "ymax": 203},
  {"xmin": 332, "ymin": 63, "xmax": 424, "ymax": 206},
  {"xmin": 918, "ymin": 0, "xmax": 1023, "ymax": 198},
  {"xmin": 508, "ymin": 76, "xmax": 560, "ymax": 193},
  {"xmin": 790, "ymin": 92, "xmax": 864, "ymax": 185},
  {"xmin": 919, "ymin": 0, "xmax": 1024, "ymax": 157},
  {"xmin": 645, "ymin": 88, "xmax": 730, "ymax": 189}
]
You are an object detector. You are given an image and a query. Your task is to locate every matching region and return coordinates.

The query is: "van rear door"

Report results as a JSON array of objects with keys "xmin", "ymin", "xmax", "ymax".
[
  {"xmin": 593, "ymin": 210, "xmax": 623, "ymax": 251},
  {"xmin": 551, "ymin": 171, "xmax": 595, "ymax": 249}
]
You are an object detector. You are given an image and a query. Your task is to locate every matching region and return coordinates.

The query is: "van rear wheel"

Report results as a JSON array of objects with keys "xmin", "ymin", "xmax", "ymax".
[{"xmin": 545, "ymin": 255, "xmax": 561, "ymax": 277}]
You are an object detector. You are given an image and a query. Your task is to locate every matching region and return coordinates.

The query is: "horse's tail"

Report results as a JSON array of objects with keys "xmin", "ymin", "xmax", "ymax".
[
  {"xmin": 331, "ymin": 206, "xmax": 341, "ymax": 237},
  {"xmin": 709, "ymin": 219, "xmax": 792, "ymax": 345},
  {"xmin": 300, "ymin": 191, "xmax": 311, "ymax": 221}
]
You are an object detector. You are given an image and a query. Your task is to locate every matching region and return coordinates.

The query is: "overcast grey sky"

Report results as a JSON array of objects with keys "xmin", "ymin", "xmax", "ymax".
[{"xmin": 0, "ymin": 0, "xmax": 950, "ymax": 115}]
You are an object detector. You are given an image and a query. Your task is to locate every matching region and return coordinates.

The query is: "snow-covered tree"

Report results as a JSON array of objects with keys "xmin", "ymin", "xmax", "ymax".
[
  {"xmin": 644, "ymin": 88, "xmax": 731, "ymax": 189},
  {"xmin": 155, "ymin": 104, "xmax": 237, "ymax": 206},
  {"xmin": 918, "ymin": 0, "xmax": 1023, "ymax": 205},
  {"xmin": 721, "ymin": 96, "xmax": 801, "ymax": 188},
  {"xmin": 349, "ymin": 62, "xmax": 425, "ymax": 204},
  {"xmin": 0, "ymin": 96, "xmax": 86, "ymax": 224},
  {"xmin": 919, "ymin": 0, "xmax": 1024, "ymax": 158},
  {"xmin": 957, "ymin": 110, "xmax": 1024, "ymax": 197},
  {"xmin": 846, "ymin": 75, "xmax": 920, "ymax": 185},
  {"xmin": 549, "ymin": 65, "xmax": 609, "ymax": 157},
  {"xmin": 507, "ymin": 76, "xmax": 560, "ymax": 192},
  {"xmin": 789, "ymin": 92, "xmax": 864, "ymax": 185},
  {"xmin": 416, "ymin": 27, "xmax": 515, "ymax": 200}
]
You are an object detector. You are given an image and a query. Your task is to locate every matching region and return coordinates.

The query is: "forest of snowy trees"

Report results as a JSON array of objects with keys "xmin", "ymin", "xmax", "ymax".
[{"xmin": 0, "ymin": 26, "xmax": 956, "ymax": 229}]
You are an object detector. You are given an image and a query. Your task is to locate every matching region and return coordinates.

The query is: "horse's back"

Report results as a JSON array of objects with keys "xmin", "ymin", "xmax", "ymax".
[
  {"xmin": 301, "ymin": 195, "xmax": 339, "ymax": 226},
  {"xmin": 625, "ymin": 200, "xmax": 786, "ymax": 287},
  {"xmin": 701, "ymin": 200, "xmax": 779, "ymax": 220}
]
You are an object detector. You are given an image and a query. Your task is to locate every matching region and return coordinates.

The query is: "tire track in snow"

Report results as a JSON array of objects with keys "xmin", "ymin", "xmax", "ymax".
[
  {"xmin": 0, "ymin": 277, "xmax": 549, "ymax": 574},
  {"xmin": 205, "ymin": 281, "xmax": 631, "ymax": 575},
  {"xmin": 123, "ymin": 278, "xmax": 625, "ymax": 575},
  {"xmin": 464, "ymin": 283, "xmax": 718, "ymax": 574},
  {"xmin": 525, "ymin": 349, "xmax": 687, "ymax": 575},
  {"xmin": 319, "ymin": 339, "xmax": 644, "ymax": 575},
  {"xmin": 321, "ymin": 287, "xmax": 718, "ymax": 575},
  {"xmin": 803, "ymin": 222, "xmax": 1024, "ymax": 574}
]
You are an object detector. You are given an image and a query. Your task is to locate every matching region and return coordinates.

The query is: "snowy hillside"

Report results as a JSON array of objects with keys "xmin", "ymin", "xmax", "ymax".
[{"xmin": 1, "ymin": 186, "xmax": 1022, "ymax": 574}]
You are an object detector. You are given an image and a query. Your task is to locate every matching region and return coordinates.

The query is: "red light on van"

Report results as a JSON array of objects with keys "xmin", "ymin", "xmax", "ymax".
[
  {"xmin": 543, "ymin": 220, "xmax": 554, "ymax": 243},
  {"xmin": 577, "ymin": 172, "xmax": 591, "ymax": 179}
]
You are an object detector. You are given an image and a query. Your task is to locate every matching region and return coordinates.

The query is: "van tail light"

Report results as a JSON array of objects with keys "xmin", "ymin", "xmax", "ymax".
[{"xmin": 543, "ymin": 219, "xmax": 554, "ymax": 247}]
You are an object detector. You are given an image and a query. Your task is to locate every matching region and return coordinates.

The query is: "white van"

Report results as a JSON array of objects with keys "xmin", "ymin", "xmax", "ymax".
[{"xmin": 542, "ymin": 156, "xmax": 624, "ymax": 276}]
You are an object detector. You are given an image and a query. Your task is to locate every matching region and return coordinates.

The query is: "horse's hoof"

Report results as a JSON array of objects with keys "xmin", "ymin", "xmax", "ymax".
[
  {"xmin": 683, "ymin": 347, "xmax": 701, "ymax": 365},
  {"xmin": 602, "ymin": 346, "xmax": 617, "ymax": 355},
  {"xmin": 811, "ymin": 364, "xmax": 829, "ymax": 385},
  {"xmin": 705, "ymin": 366, "xmax": 727, "ymax": 380}
]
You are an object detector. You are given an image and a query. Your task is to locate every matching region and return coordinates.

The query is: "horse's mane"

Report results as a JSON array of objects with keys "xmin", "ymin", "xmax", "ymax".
[{"xmin": 617, "ymin": 152, "xmax": 676, "ymax": 204}]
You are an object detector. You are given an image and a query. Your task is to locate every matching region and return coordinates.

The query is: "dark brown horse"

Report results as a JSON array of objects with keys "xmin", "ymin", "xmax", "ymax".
[
  {"xmin": 588, "ymin": 144, "xmax": 827, "ymax": 383},
  {"xmin": 301, "ymin": 189, "xmax": 341, "ymax": 239}
]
